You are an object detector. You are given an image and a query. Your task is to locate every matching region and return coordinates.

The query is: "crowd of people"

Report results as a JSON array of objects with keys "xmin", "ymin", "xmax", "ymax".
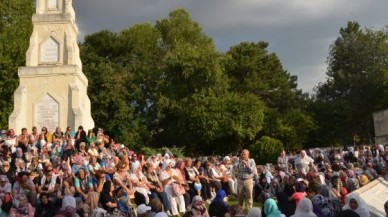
[{"xmin": 0, "ymin": 126, "xmax": 388, "ymax": 217}]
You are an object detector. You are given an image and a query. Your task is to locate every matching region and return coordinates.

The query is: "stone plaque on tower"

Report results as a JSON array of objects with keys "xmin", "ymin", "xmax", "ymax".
[
  {"xmin": 9, "ymin": 0, "xmax": 94, "ymax": 133},
  {"xmin": 40, "ymin": 37, "xmax": 60, "ymax": 63}
]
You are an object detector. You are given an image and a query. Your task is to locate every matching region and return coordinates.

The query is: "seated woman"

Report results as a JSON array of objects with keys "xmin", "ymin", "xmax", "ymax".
[
  {"xmin": 88, "ymin": 156, "xmax": 102, "ymax": 176},
  {"xmin": 34, "ymin": 193, "xmax": 55, "ymax": 217},
  {"xmin": 93, "ymin": 169, "xmax": 110, "ymax": 193},
  {"xmin": 143, "ymin": 162, "xmax": 170, "ymax": 212},
  {"xmin": 10, "ymin": 194, "xmax": 34, "ymax": 217},
  {"xmin": 13, "ymin": 171, "xmax": 37, "ymax": 208},
  {"xmin": 210, "ymin": 162, "xmax": 230, "ymax": 195},
  {"xmin": 130, "ymin": 161, "xmax": 151, "ymax": 204},
  {"xmin": 204, "ymin": 162, "xmax": 222, "ymax": 192},
  {"xmin": 74, "ymin": 168, "xmax": 93, "ymax": 203},
  {"xmin": 78, "ymin": 142, "xmax": 88, "ymax": 158},
  {"xmin": 175, "ymin": 160, "xmax": 191, "ymax": 209},
  {"xmin": 342, "ymin": 195, "xmax": 370, "ymax": 217},
  {"xmin": 159, "ymin": 159, "xmax": 186, "ymax": 216},
  {"xmin": 88, "ymin": 143, "xmax": 100, "ymax": 160},
  {"xmin": 57, "ymin": 177, "xmax": 75, "ymax": 201},
  {"xmin": 99, "ymin": 180, "xmax": 120, "ymax": 215},
  {"xmin": 190, "ymin": 195, "xmax": 210, "ymax": 217},
  {"xmin": 57, "ymin": 159, "xmax": 72, "ymax": 180},
  {"xmin": 209, "ymin": 189, "xmax": 228, "ymax": 217},
  {"xmin": 113, "ymin": 161, "xmax": 134, "ymax": 197},
  {"xmin": 184, "ymin": 158, "xmax": 202, "ymax": 199},
  {"xmin": 193, "ymin": 159, "xmax": 211, "ymax": 200},
  {"xmin": 264, "ymin": 198, "xmax": 284, "ymax": 217},
  {"xmin": 36, "ymin": 164, "xmax": 61, "ymax": 203}
]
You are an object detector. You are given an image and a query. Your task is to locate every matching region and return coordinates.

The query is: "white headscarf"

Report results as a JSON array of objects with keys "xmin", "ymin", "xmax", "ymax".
[
  {"xmin": 62, "ymin": 195, "xmax": 76, "ymax": 208},
  {"xmin": 246, "ymin": 207, "xmax": 262, "ymax": 217},
  {"xmin": 291, "ymin": 197, "xmax": 317, "ymax": 217},
  {"xmin": 343, "ymin": 195, "xmax": 370, "ymax": 217},
  {"xmin": 162, "ymin": 159, "xmax": 172, "ymax": 170},
  {"xmin": 131, "ymin": 161, "xmax": 141, "ymax": 173}
]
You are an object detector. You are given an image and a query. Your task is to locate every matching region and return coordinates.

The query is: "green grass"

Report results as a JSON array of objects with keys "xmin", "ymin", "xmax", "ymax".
[{"xmin": 225, "ymin": 197, "xmax": 262, "ymax": 213}]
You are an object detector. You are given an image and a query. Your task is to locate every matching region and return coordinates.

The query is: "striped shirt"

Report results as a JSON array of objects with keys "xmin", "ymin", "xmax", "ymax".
[{"xmin": 237, "ymin": 158, "xmax": 256, "ymax": 179}]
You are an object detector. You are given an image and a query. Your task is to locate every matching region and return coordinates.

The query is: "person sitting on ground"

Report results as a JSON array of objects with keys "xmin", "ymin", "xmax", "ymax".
[
  {"xmin": 190, "ymin": 195, "xmax": 209, "ymax": 217},
  {"xmin": 264, "ymin": 198, "xmax": 285, "ymax": 217},
  {"xmin": 290, "ymin": 197, "xmax": 316, "ymax": 217},
  {"xmin": 36, "ymin": 164, "xmax": 61, "ymax": 203},
  {"xmin": 289, "ymin": 182, "xmax": 307, "ymax": 207},
  {"xmin": 342, "ymin": 195, "xmax": 370, "ymax": 217},
  {"xmin": 10, "ymin": 194, "xmax": 34, "ymax": 217},
  {"xmin": 12, "ymin": 171, "xmax": 37, "ymax": 207},
  {"xmin": 0, "ymin": 175, "xmax": 11, "ymax": 201},
  {"xmin": 137, "ymin": 204, "xmax": 152, "ymax": 217},
  {"xmin": 247, "ymin": 207, "xmax": 262, "ymax": 217},
  {"xmin": 99, "ymin": 180, "xmax": 120, "ymax": 215},
  {"xmin": 34, "ymin": 193, "xmax": 56, "ymax": 217},
  {"xmin": 209, "ymin": 189, "xmax": 228, "ymax": 217}
]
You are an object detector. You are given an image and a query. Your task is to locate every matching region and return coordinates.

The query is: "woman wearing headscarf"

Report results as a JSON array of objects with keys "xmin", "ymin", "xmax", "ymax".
[
  {"xmin": 330, "ymin": 176, "xmax": 347, "ymax": 205},
  {"xmin": 358, "ymin": 174, "xmax": 370, "ymax": 187},
  {"xmin": 268, "ymin": 178, "xmax": 283, "ymax": 200},
  {"xmin": 291, "ymin": 197, "xmax": 317, "ymax": 217},
  {"xmin": 295, "ymin": 150, "xmax": 314, "ymax": 173},
  {"xmin": 130, "ymin": 160, "xmax": 151, "ymax": 204},
  {"xmin": 174, "ymin": 159, "xmax": 191, "ymax": 209},
  {"xmin": 208, "ymin": 189, "xmax": 228, "ymax": 217},
  {"xmin": 289, "ymin": 182, "xmax": 307, "ymax": 207},
  {"xmin": 310, "ymin": 183, "xmax": 341, "ymax": 217},
  {"xmin": 159, "ymin": 159, "xmax": 186, "ymax": 216},
  {"xmin": 264, "ymin": 198, "xmax": 284, "ymax": 217},
  {"xmin": 277, "ymin": 176, "xmax": 294, "ymax": 217},
  {"xmin": 342, "ymin": 195, "xmax": 370, "ymax": 217},
  {"xmin": 5, "ymin": 129, "xmax": 17, "ymax": 154},
  {"xmin": 190, "ymin": 195, "xmax": 209, "ymax": 217},
  {"xmin": 247, "ymin": 207, "xmax": 262, "ymax": 217},
  {"xmin": 10, "ymin": 194, "xmax": 34, "ymax": 217}
]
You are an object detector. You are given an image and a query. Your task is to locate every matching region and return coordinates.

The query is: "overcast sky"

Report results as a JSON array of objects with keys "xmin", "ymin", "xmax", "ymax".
[{"xmin": 72, "ymin": 0, "xmax": 388, "ymax": 93}]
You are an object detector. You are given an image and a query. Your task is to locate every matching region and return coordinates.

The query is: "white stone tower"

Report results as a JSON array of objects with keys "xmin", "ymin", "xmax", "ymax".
[{"xmin": 9, "ymin": 0, "xmax": 94, "ymax": 133}]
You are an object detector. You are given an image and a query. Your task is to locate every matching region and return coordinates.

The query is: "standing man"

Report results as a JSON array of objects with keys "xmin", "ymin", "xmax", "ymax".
[
  {"xmin": 237, "ymin": 149, "xmax": 256, "ymax": 209},
  {"xmin": 277, "ymin": 149, "xmax": 289, "ymax": 174}
]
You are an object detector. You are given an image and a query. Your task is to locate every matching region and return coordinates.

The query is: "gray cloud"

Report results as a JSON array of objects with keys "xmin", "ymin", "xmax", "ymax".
[{"xmin": 72, "ymin": 0, "xmax": 388, "ymax": 93}]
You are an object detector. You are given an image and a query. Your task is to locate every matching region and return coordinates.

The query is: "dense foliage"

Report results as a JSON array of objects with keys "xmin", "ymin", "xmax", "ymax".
[
  {"xmin": 250, "ymin": 136, "xmax": 284, "ymax": 165},
  {"xmin": 79, "ymin": 9, "xmax": 308, "ymax": 154},
  {"xmin": 312, "ymin": 21, "xmax": 388, "ymax": 146},
  {"xmin": 0, "ymin": 0, "xmax": 34, "ymax": 128},
  {"xmin": 3, "ymin": 5, "xmax": 388, "ymax": 157}
]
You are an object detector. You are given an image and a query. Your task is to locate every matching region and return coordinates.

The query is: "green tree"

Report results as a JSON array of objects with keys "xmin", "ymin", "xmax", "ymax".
[
  {"xmin": 0, "ymin": 0, "xmax": 34, "ymax": 128},
  {"xmin": 80, "ymin": 30, "xmax": 145, "ymax": 145},
  {"xmin": 224, "ymin": 42, "xmax": 298, "ymax": 110},
  {"xmin": 314, "ymin": 21, "xmax": 388, "ymax": 145},
  {"xmin": 186, "ymin": 92, "xmax": 265, "ymax": 154},
  {"xmin": 151, "ymin": 9, "xmax": 229, "ymax": 149},
  {"xmin": 223, "ymin": 41, "xmax": 314, "ymax": 150}
]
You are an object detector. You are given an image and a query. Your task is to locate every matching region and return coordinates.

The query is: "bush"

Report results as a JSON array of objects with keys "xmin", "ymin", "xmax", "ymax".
[{"xmin": 250, "ymin": 136, "xmax": 283, "ymax": 165}]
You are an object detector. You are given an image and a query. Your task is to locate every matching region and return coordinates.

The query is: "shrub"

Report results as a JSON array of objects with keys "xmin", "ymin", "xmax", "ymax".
[{"xmin": 250, "ymin": 136, "xmax": 283, "ymax": 165}]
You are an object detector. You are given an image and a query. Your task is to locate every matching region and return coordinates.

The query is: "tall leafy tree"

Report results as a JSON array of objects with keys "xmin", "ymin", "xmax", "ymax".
[
  {"xmin": 314, "ymin": 21, "xmax": 388, "ymax": 145},
  {"xmin": 0, "ymin": 0, "xmax": 34, "ymax": 128},
  {"xmin": 80, "ymin": 30, "xmax": 144, "ymax": 145},
  {"xmin": 223, "ymin": 42, "xmax": 314, "ymax": 150}
]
